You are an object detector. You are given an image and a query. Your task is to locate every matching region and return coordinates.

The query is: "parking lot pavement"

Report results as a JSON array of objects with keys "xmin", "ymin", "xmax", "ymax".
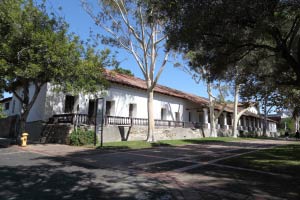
[
  {"xmin": 0, "ymin": 146, "xmax": 175, "ymax": 200},
  {"xmin": 0, "ymin": 139, "xmax": 298, "ymax": 200}
]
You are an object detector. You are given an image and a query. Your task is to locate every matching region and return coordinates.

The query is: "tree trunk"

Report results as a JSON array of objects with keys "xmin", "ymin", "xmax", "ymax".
[
  {"xmin": 207, "ymin": 83, "xmax": 217, "ymax": 137},
  {"xmin": 209, "ymin": 109, "xmax": 217, "ymax": 137},
  {"xmin": 13, "ymin": 83, "xmax": 42, "ymax": 140},
  {"xmin": 263, "ymin": 97, "xmax": 268, "ymax": 136},
  {"xmin": 232, "ymin": 84, "xmax": 240, "ymax": 138},
  {"xmin": 295, "ymin": 116, "xmax": 299, "ymax": 132},
  {"xmin": 146, "ymin": 89, "xmax": 156, "ymax": 142},
  {"xmin": 19, "ymin": 115, "xmax": 27, "ymax": 134}
]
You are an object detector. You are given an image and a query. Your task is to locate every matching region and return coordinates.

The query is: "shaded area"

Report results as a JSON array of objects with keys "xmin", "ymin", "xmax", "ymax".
[
  {"xmin": 1, "ymin": 140, "xmax": 297, "ymax": 200},
  {"xmin": 0, "ymin": 162, "xmax": 174, "ymax": 200},
  {"xmin": 218, "ymin": 144, "xmax": 300, "ymax": 177},
  {"xmin": 0, "ymin": 147, "xmax": 175, "ymax": 200},
  {"xmin": 139, "ymin": 160, "xmax": 195, "ymax": 173},
  {"xmin": 0, "ymin": 165, "xmax": 103, "ymax": 200},
  {"xmin": 0, "ymin": 138, "xmax": 13, "ymax": 148},
  {"xmin": 183, "ymin": 164, "xmax": 300, "ymax": 200}
]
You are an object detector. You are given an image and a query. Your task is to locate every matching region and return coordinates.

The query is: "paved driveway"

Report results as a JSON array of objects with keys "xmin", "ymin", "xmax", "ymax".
[{"xmin": 0, "ymin": 139, "xmax": 298, "ymax": 200}]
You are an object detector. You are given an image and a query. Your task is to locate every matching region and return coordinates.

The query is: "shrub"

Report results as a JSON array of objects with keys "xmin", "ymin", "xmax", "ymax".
[{"xmin": 69, "ymin": 128, "xmax": 97, "ymax": 146}]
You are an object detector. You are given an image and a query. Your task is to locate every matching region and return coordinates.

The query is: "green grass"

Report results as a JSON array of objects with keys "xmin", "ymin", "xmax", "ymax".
[
  {"xmin": 96, "ymin": 137, "xmax": 244, "ymax": 150},
  {"xmin": 219, "ymin": 144, "xmax": 300, "ymax": 177}
]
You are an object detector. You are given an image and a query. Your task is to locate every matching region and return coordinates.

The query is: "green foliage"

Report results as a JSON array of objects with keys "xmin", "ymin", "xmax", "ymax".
[
  {"xmin": 69, "ymin": 128, "xmax": 97, "ymax": 146},
  {"xmin": 154, "ymin": 0, "xmax": 300, "ymax": 87},
  {"xmin": 220, "ymin": 145, "xmax": 300, "ymax": 177},
  {"xmin": 101, "ymin": 137, "xmax": 242, "ymax": 150},
  {"xmin": 112, "ymin": 66, "xmax": 134, "ymax": 76},
  {"xmin": 0, "ymin": 105, "xmax": 6, "ymax": 119},
  {"xmin": 0, "ymin": 0, "xmax": 116, "ymax": 132},
  {"xmin": 279, "ymin": 117, "xmax": 295, "ymax": 133}
]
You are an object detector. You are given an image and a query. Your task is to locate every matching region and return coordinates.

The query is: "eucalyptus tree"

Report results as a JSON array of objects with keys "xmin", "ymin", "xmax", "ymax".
[
  {"xmin": 82, "ymin": 0, "xmax": 169, "ymax": 142},
  {"xmin": 0, "ymin": 0, "xmax": 113, "ymax": 134}
]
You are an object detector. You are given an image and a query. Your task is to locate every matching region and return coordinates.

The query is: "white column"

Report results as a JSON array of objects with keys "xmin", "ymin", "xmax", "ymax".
[
  {"xmin": 223, "ymin": 112, "xmax": 227, "ymax": 125},
  {"xmin": 203, "ymin": 108, "xmax": 208, "ymax": 124},
  {"xmin": 203, "ymin": 108, "xmax": 210, "ymax": 129},
  {"xmin": 223, "ymin": 112, "xmax": 228, "ymax": 130},
  {"xmin": 243, "ymin": 116, "xmax": 247, "ymax": 129}
]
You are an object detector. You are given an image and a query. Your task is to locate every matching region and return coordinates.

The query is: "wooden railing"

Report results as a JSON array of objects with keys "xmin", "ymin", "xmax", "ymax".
[
  {"xmin": 52, "ymin": 114, "xmax": 95, "ymax": 125},
  {"xmin": 105, "ymin": 115, "xmax": 192, "ymax": 128},
  {"xmin": 51, "ymin": 114, "xmax": 203, "ymax": 129}
]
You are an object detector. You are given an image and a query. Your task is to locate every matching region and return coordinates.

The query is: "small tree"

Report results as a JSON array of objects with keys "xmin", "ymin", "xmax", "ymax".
[
  {"xmin": 0, "ymin": 0, "xmax": 113, "ymax": 134},
  {"xmin": 82, "ymin": 0, "xmax": 169, "ymax": 142},
  {"xmin": 180, "ymin": 56, "xmax": 228, "ymax": 137}
]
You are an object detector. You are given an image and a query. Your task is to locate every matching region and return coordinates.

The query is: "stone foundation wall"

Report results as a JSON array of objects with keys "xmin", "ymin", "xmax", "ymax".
[
  {"xmin": 40, "ymin": 124, "xmax": 73, "ymax": 144},
  {"xmin": 101, "ymin": 125, "xmax": 209, "ymax": 142},
  {"xmin": 25, "ymin": 121, "xmax": 44, "ymax": 141},
  {"xmin": 21, "ymin": 123, "xmax": 281, "ymax": 144}
]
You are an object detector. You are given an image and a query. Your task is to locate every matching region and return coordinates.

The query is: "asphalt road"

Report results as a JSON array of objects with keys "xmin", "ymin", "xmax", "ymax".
[
  {"xmin": 0, "ymin": 139, "xmax": 299, "ymax": 200},
  {"xmin": 0, "ymin": 145, "xmax": 173, "ymax": 200}
]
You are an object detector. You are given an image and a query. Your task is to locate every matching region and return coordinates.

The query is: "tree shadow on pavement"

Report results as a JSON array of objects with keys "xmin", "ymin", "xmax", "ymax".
[
  {"xmin": 0, "ymin": 162, "xmax": 174, "ymax": 200},
  {"xmin": 178, "ymin": 164, "xmax": 300, "ymax": 200}
]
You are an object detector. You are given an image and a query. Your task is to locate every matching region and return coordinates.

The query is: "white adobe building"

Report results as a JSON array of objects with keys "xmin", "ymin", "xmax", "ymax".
[{"xmin": 0, "ymin": 70, "xmax": 278, "ymax": 142}]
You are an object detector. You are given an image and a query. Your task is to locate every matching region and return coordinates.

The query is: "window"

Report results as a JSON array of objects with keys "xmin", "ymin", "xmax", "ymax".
[
  {"xmin": 129, "ymin": 103, "xmax": 137, "ymax": 118},
  {"xmin": 208, "ymin": 112, "xmax": 210, "ymax": 123},
  {"xmin": 4, "ymin": 102, "xmax": 9, "ymax": 110},
  {"xmin": 88, "ymin": 99, "xmax": 95, "ymax": 117},
  {"xmin": 161, "ymin": 108, "xmax": 167, "ymax": 120},
  {"xmin": 227, "ymin": 114, "xmax": 232, "ymax": 125},
  {"xmin": 106, "ymin": 101, "xmax": 112, "ymax": 116},
  {"xmin": 64, "ymin": 95, "xmax": 75, "ymax": 113},
  {"xmin": 175, "ymin": 112, "xmax": 180, "ymax": 121},
  {"xmin": 188, "ymin": 112, "xmax": 191, "ymax": 122},
  {"xmin": 199, "ymin": 112, "xmax": 203, "ymax": 123}
]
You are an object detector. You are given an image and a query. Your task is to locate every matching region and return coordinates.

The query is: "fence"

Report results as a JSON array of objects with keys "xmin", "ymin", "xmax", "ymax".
[{"xmin": 51, "ymin": 114, "xmax": 202, "ymax": 128}]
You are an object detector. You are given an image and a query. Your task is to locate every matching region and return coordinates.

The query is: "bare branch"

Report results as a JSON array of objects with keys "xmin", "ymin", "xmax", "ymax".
[
  {"xmin": 12, "ymin": 91, "xmax": 23, "ymax": 105},
  {"xmin": 151, "ymin": 51, "xmax": 169, "ymax": 89},
  {"xmin": 215, "ymin": 103, "xmax": 227, "ymax": 120},
  {"xmin": 154, "ymin": 35, "xmax": 167, "ymax": 45},
  {"xmin": 129, "ymin": 41, "xmax": 147, "ymax": 77},
  {"xmin": 113, "ymin": 0, "xmax": 144, "ymax": 45}
]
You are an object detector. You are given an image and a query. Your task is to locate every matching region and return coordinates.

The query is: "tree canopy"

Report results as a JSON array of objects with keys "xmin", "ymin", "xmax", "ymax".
[
  {"xmin": 153, "ymin": 0, "xmax": 300, "ymax": 87},
  {"xmin": 0, "ymin": 0, "xmax": 115, "ymax": 132}
]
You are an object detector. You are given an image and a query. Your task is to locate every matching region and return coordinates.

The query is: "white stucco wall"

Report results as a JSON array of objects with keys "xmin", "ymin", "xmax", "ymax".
[
  {"xmin": 8, "ymin": 83, "xmax": 47, "ymax": 122},
  {"xmin": 37, "ymin": 82, "xmax": 208, "ymax": 123},
  {"xmin": 76, "ymin": 84, "xmax": 200, "ymax": 122}
]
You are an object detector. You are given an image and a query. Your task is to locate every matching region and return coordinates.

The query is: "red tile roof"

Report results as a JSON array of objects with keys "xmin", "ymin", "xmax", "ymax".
[
  {"xmin": 104, "ymin": 70, "xmax": 209, "ymax": 106},
  {"xmin": 104, "ymin": 70, "xmax": 276, "ymax": 122}
]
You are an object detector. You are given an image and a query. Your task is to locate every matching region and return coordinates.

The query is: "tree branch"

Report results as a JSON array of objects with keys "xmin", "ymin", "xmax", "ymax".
[{"xmin": 151, "ymin": 51, "xmax": 169, "ymax": 89}]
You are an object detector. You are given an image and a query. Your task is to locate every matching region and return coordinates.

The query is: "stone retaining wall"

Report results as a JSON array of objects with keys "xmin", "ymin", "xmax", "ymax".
[
  {"xmin": 21, "ymin": 123, "xmax": 280, "ymax": 144},
  {"xmin": 102, "ymin": 126, "xmax": 207, "ymax": 142}
]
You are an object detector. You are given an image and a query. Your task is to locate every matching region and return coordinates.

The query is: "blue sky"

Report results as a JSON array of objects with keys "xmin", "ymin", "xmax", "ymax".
[{"xmin": 4, "ymin": 0, "xmax": 209, "ymax": 98}]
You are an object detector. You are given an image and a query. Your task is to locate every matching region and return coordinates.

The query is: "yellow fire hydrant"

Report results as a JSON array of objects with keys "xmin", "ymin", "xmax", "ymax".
[{"xmin": 20, "ymin": 133, "xmax": 29, "ymax": 147}]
